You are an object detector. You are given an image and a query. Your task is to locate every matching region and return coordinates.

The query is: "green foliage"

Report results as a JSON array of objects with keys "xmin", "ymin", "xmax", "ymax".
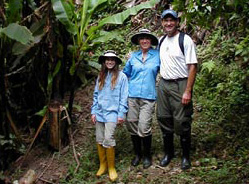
[
  {"xmin": 35, "ymin": 105, "xmax": 48, "ymax": 116},
  {"xmin": 201, "ymin": 60, "xmax": 215, "ymax": 73},
  {"xmin": 51, "ymin": 0, "xmax": 159, "ymax": 115},
  {"xmin": 0, "ymin": 134, "xmax": 24, "ymax": 152},
  {"xmin": 92, "ymin": 30, "xmax": 125, "ymax": 43},
  {"xmin": 51, "ymin": 0, "xmax": 159, "ymax": 57},
  {"xmin": 235, "ymin": 34, "xmax": 249, "ymax": 63},
  {"xmin": 0, "ymin": 23, "xmax": 34, "ymax": 45},
  {"xmin": 195, "ymin": 27, "xmax": 249, "ymax": 137},
  {"xmin": 47, "ymin": 60, "xmax": 62, "ymax": 100},
  {"xmin": 96, "ymin": 0, "xmax": 159, "ymax": 26},
  {"xmin": 58, "ymin": 115, "xmax": 249, "ymax": 183},
  {"xmin": 5, "ymin": 0, "xmax": 22, "ymax": 23},
  {"xmin": 172, "ymin": 0, "xmax": 249, "ymax": 31},
  {"xmin": 0, "ymin": 134, "xmax": 25, "ymax": 170},
  {"xmin": 51, "ymin": 0, "xmax": 77, "ymax": 34},
  {"xmin": 2, "ymin": 0, "xmax": 249, "ymax": 182}
]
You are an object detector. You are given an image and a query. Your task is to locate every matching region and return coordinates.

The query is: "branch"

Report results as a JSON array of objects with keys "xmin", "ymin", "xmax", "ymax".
[
  {"xmin": 36, "ymin": 153, "xmax": 55, "ymax": 183},
  {"xmin": 6, "ymin": 109, "xmax": 22, "ymax": 142},
  {"xmin": 20, "ymin": 1, "xmax": 50, "ymax": 24},
  {"xmin": 0, "ymin": 6, "xmax": 6, "ymax": 22},
  {"xmin": 20, "ymin": 112, "xmax": 48, "ymax": 166},
  {"xmin": 60, "ymin": 106, "xmax": 80, "ymax": 174}
]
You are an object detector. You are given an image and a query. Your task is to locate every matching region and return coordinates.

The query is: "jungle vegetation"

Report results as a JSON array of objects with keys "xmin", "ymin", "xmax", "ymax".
[{"xmin": 0, "ymin": 0, "xmax": 249, "ymax": 183}]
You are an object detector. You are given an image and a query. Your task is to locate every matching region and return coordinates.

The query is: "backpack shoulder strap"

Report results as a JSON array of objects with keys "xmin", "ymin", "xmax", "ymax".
[
  {"xmin": 159, "ymin": 32, "xmax": 185, "ymax": 55},
  {"xmin": 158, "ymin": 35, "xmax": 167, "ymax": 51},
  {"xmin": 179, "ymin": 31, "xmax": 185, "ymax": 56}
]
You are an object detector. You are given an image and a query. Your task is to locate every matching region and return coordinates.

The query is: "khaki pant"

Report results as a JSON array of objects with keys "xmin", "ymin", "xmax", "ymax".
[
  {"xmin": 96, "ymin": 122, "xmax": 117, "ymax": 148},
  {"xmin": 126, "ymin": 98, "xmax": 155, "ymax": 137},
  {"xmin": 156, "ymin": 78, "xmax": 193, "ymax": 135}
]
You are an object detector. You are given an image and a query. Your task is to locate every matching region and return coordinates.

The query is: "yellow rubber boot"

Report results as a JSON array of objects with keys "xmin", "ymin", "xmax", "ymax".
[
  {"xmin": 106, "ymin": 147, "xmax": 118, "ymax": 182},
  {"xmin": 96, "ymin": 144, "xmax": 107, "ymax": 177}
]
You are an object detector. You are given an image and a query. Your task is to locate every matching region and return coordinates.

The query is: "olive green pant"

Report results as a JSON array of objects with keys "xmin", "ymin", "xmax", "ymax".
[{"xmin": 156, "ymin": 78, "xmax": 193, "ymax": 135}]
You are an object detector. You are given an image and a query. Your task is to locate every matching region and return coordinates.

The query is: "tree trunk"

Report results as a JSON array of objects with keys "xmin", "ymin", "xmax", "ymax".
[{"xmin": 0, "ymin": 40, "xmax": 9, "ymax": 137}]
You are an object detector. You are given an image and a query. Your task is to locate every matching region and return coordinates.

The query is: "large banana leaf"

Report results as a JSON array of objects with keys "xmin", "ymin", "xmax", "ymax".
[
  {"xmin": 52, "ymin": 0, "xmax": 159, "ymax": 45},
  {"xmin": 79, "ymin": 0, "xmax": 108, "ymax": 40},
  {"xmin": 51, "ymin": 0, "xmax": 159, "ymax": 116},
  {"xmin": 88, "ymin": 0, "xmax": 108, "ymax": 14},
  {"xmin": 99, "ymin": 0, "xmax": 158, "ymax": 26},
  {"xmin": 12, "ymin": 18, "xmax": 47, "ymax": 55},
  {"xmin": 87, "ymin": 0, "xmax": 159, "ymax": 36},
  {"xmin": 0, "ymin": 23, "xmax": 34, "ymax": 45},
  {"xmin": 91, "ymin": 30, "xmax": 124, "ymax": 44},
  {"xmin": 51, "ymin": 0, "xmax": 77, "ymax": 34}
]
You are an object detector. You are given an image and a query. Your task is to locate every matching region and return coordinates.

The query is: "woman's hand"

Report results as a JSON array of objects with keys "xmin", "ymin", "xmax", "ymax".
[
  {"xmin": 91, "ymin": 114, "xmax": 96, "ymax": 125},
  {"xmin": 117, "ymin": 117, "xmax": 124, "ymax": 126}
]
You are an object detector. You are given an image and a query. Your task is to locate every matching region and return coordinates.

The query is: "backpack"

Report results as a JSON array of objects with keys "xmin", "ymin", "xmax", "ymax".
[{"xmin": 158, "ymin": 31, "xmax": 185, "ymax": 56}]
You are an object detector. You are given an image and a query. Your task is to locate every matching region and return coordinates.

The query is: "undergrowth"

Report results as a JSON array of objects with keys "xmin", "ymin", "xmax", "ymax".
[
  {"xmin": 59, "ymin": 25, "xmax": 249, "ymax": 183},
  {"xmin": 59, "ymin": 111, "xmax": 249, "ymax": 183}
]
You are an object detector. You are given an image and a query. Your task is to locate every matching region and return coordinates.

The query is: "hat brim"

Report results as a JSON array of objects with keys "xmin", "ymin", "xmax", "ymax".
[
  {"xmin": 131, "ymin": 33, "xmax": 158, "ymax": 46},
  {"xmin": 98, "ymin": 56, "xmax": 122, "ymax": 65},
  {"xmin": 162, "ymin": 13, "xmax": 178, "ymax": 20}
]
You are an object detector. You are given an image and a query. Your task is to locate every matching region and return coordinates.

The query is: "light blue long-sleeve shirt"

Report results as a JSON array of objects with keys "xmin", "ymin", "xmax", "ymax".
[
  {"xmin": 91, "ymin": 71, "xmax": 128, "ymax": 123},
  {"xmin": 123, "ymin": 48, "xmax": 160, "ymax": 100}
]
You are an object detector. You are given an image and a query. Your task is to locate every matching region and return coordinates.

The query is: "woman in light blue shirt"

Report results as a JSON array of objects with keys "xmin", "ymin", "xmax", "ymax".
[
  {"xmin": 91, "ymin": 50, "xmax": 128, "ymax": 182},
  {"xmin": 123, "ymin": 29, "xmax": 160, "ymax": 169}
]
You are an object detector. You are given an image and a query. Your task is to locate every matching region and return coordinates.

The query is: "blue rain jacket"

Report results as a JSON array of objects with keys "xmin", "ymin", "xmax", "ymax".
[
  {"xmin": 123, "ymin": 48, "xmax": 160, "ymax": 100},
  {"xmin": 91, "ymin": 71, "xmax": 128, "ymax": 123}
]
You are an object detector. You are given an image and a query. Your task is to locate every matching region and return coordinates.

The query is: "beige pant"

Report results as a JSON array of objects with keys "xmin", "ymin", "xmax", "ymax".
[
  {"xmin": 96, "ymin": 122, "xmax": 117, "ymax": 148},
  {"xmin": 126, "ymin": 98, "xmax": 155, "ymax": 137}
]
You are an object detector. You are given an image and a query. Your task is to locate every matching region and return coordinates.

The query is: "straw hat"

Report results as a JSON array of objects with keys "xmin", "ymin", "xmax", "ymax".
[
  {"xmin": 131, "ymin": 29, "xmax": 158, "ymax": 46},
  {"xmin": 98, "ymin": 50, "xmax": 122, "ymax": 64}
]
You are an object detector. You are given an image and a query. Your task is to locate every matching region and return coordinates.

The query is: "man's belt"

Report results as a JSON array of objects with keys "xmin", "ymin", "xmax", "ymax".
[{"xmin": 162, "ymin": 77, "xmax": 187, "ymax": 82}]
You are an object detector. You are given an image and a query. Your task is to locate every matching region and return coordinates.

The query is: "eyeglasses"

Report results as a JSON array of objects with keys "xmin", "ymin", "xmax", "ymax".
[{"xmin": 104, "ymin": 50, "xmax": 117, "ymax": 55}]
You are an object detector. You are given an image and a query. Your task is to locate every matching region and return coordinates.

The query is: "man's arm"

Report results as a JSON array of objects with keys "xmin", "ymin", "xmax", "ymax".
[{"xmin": 182, "ymin": 64, "xmax": 197, "ymax": 105}]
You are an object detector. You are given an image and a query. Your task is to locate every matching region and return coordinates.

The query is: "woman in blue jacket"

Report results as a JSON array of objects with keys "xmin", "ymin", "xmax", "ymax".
[
  {"xmin": 123, "ymin": 29, "xmax": 160, "ymax": 169},
  {"xmin": 91, "ymin": 50, "xmax": 128, "ymax": 182}
]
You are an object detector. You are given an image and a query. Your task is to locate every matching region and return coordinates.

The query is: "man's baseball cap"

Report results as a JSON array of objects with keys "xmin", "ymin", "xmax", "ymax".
[{"xmin": 161, "ymin": 9, "xmax": 178, "ymax": 19}]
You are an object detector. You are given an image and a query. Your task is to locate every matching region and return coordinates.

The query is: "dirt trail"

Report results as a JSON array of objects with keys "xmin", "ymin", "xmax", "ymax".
[
  {"xmin": 6, "ymin": 82, "xmax": 200, "ymax": 184},
  {"xmin": 6, "ymin": 83, "xmax": 95, "ymax": 184}
]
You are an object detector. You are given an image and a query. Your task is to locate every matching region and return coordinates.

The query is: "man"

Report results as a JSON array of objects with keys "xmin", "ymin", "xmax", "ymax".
[{"xmin": 157, "ymin": 9, "xmax": 198, "ymax": 170}]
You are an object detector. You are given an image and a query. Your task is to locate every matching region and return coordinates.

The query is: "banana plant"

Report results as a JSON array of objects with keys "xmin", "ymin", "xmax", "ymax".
[
  {"xmin": 0, "ymin": 23, "xmax": 34, "ymax": 44},
  {"xmin": 52, "ymin": 0, "xmax": 158, "ymax": 70},
  {"xmin": 0, "ymin": 0, "xmax": 35, "ymax": 137},
  {"xmin": 51, "ymin": 0, "xmax": 159, "ymax": 115}
]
